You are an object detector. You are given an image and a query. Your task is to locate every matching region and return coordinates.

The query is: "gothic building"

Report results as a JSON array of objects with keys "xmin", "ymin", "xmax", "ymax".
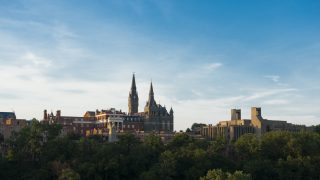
[
  {"xmin": 40, "ymin": 74, "xmax": 174, "ymax": 137},
  {"xmin": 128, "ymin": 74, "xmax": 139, "ymax": 115},
  {"xmin": 128, "ymin": 74, "xmax": 174, "ymax": 132}
]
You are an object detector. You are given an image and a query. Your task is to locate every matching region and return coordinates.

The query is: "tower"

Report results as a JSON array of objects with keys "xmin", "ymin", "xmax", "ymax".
[
  {"xmin": 128, "ymin": 74, "xmax": 139, "ymax": 115},
  {"xmin": 251, "ymin": 107, "xmax": 264, "ymax": 137},
  {"xmin": 170, "ymin": 107, "xmax": 174, "ymax": 131},
  {"xmin": 148, "ymin": 82, "xmax": 155, "ymax": 106},
  {"xmin": 231, "ymin": 109, "xmax": 241, "ymax": 120},
  {"xmin": 144, "ymin": 82, "xmax": 156, "ymax": 115},
  {"xmin": 43, "ymin": 109, "xmax": 48, "ymax": 120}
]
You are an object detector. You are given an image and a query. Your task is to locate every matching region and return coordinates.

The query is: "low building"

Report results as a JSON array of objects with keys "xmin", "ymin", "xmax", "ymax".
[
  {"xmin": 123, "ymin": 115, "xmax": 144, "ymax": 132},
  {"xmin": 42, "ymin": 108, "xmax": 145, "ymax": 137},
  {"xmin": 0, "ymin": 112, "xmax": 28, "ymax": 140},
  {"xmin": 201, "ymin": 107, "xmax": 307, "ymax": 142}
]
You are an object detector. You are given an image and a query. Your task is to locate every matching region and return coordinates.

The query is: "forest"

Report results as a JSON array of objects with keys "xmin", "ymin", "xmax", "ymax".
[{"xmin": 1, "ymin": 120, "xmax": 320, "ymax": 180}]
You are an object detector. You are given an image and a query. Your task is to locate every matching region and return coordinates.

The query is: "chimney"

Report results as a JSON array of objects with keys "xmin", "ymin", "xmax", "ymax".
[{"xmin": 56, "ymin": 110, "xmax": 61, "ymax": 120}]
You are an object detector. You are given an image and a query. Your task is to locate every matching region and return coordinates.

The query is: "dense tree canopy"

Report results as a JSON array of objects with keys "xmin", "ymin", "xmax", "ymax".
[{"xmin": 0, "ymin": 121, "xmax": 320, "ymax": 180}]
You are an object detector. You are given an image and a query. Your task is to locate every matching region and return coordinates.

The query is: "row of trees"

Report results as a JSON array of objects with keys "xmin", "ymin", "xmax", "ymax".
[{"xmin": 1, "ymin": 120, "xmax": 320, "ymax": 179}]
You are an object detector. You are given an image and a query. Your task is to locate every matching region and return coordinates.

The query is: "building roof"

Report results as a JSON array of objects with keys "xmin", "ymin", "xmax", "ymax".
[
  {"xmin": 0, "ymin": 112, "xmax": 16, "ymax": 119},
  {"xmin": 85, "ymin": 111, "xmax": 96, "ymax": 117}
]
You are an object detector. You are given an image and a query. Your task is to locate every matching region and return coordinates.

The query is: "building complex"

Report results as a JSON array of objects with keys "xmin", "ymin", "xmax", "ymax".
[
  {"xmin": 41, "ymin": 74, "xmax": 174, "ymax": 137},
  {"xmin": 201, "ymin": 107, "xmax": 308, "ymax": 141}
]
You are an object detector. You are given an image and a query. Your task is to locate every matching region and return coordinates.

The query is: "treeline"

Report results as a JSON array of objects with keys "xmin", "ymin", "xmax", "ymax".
[{"xmin": 1, "ymin": 120, "xmax": 320, "ymax": 180}]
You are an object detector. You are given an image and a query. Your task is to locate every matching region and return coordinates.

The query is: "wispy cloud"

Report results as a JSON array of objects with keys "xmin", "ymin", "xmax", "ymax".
[
  {"xmin": 22, "ymin": 52, "xmax": 52, "ymax": 67},
  {"xmin": 0, "ymin": 1, "xmax": 320, "ymax": 130},
  {"xmin": 263, "ymin": 99, "xmax": 289, "ymax": 105},
  {"xmin": 265, "ymin": 75, "xmax": 280, "ymax": 82},
  {"xmin": 204, "ymin": 62, "xmax": 223, "ymax": 71},
  {"xmin": 177, "ymin": 62, "xmax": 223, "ymax": 79},
  {"xmin": 244, "ymin": 88, "xmax": 297, "ymax": 101}
]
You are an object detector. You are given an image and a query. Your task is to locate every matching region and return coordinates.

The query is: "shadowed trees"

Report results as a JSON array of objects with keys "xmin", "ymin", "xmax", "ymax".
[{"xmin": 0, "ymin": 123, "xmax": 320, "ymax": 180}]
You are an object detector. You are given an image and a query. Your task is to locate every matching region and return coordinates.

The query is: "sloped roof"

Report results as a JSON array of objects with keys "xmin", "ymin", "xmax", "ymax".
[{"xmin": 85, "ymin": 111, "xmax": 96, "ymax": 117}]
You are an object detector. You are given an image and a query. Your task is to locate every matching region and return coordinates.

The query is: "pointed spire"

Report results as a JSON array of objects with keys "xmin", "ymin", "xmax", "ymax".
[
  {"xmin": 147, "ymin": 81, "xmax": 155, "ymax": 106},
  {"xmin": 149, "ymin": 81, "xmax": 154, "ymax": 96},
  {"xmin": 132, "ymin": 73, "xmax": 136, "ymax": 89},
  {"xmin": 128, "ymin": 73, "xmax": 139, "ymax": 115},
  {"xmin": 170, "ymin": 107, "xmax": 174, "ymax": 114},
  {"xmin": 130, "ymin": 73, "xmax": 137, "ymax": 94}
]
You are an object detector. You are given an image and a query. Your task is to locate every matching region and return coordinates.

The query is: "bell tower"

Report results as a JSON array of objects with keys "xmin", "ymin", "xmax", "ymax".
[{"xmin": 128, "ymin": 74, "xmax": 139, "ymax": 115}]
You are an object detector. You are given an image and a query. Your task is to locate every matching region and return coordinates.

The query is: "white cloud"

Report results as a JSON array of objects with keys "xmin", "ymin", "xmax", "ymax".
[
  {"xmin": 22, "ymin": 52, "xmax": 52, "ymax": 67},
  {"xmin": 263, "ymin": 99, "xmax": 289, "ymax": 105},
  {"xmin": 204, "ymin": 62, "xmax": 223, "ymax": 71},
  {"xmin": 244, "ymin": 88, "xmax": 297, "ymax": 101},
  {"xmin": 265, "ymin": 75, "xmax": 280, "ymax": 82},
  {"xmin": 0, "ymin": 3, "xmax": 319, "ymax": 132}
]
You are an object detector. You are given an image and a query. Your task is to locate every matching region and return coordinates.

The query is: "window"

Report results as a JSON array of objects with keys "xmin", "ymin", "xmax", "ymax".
[{"xmin": 5, "ymin": 119, "xmax": 12, "ymax": 125}]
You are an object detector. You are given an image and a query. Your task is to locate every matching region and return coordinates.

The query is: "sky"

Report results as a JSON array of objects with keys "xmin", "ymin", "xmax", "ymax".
[{"xmin": 0, "ymin": 0, "xmax": 320, "ymax": 131}]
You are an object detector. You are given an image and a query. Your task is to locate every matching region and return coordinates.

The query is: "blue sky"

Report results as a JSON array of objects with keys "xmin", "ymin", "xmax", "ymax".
[{"xmin": 0, "ymin": 0, "xmax": 320, "ymax": 130}]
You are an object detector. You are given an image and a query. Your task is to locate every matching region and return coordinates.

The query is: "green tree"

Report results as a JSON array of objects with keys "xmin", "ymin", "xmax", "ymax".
[
  {"xmin": 191, "ymin": 123, "xmax": 207, "ymax": 132},
  {"xmin": 260, "ymin": 131, "xmax": 291, "ymax": 160},
  {"xmin": 59, "ymin": 168, "xmax": 80, "ymax": 180},
  {"xmin": 144, "ymin": 133, "xmax": 164, "ymax": 152},
  {"xmin": 314, "ymin": 124, "xmax": 320, "ymax": 134},
  {"xmin": 200, "ymin": 169, "xmax": 227, "ymax": 180},
  {"xmin": 235, "ymin": 134, "xmax": 259, "ymax": 160},
  {"xmin": 200, "ymin": 169, "xmax": 251, "ymax": 180},
  {"xmin": 167, "ymin": 133, "xmax": 193, "ymax": 150}
]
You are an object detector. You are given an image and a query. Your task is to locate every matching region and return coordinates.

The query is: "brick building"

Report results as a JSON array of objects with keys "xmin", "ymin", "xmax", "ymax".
[{"xmin": 0, "ymin": 112, "xmax": 28, "ymax": 140}]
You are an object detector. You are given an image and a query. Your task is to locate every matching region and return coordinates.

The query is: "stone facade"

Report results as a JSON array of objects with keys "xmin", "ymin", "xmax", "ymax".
[
  {"xmin": 201, "ymin": 107, "xmax": 307, "ymax": 141},
  {"xmin": 41, "ymin": 74, "xmax": 174, "ymax": 137},
  {"xmin": 143, "ymin": 82, "xmax": 174, "ymax": 132},
  {"xmin": 128, "ymin": 74, "xmax": 174, "ymax": 132},
  {"xmin": 128, "ymin": 74, "xmax": 139, "ymax": 115}
]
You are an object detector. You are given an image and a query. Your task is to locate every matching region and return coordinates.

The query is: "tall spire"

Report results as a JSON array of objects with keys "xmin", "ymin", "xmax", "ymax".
[
  {"xmin": 128, "ymin": 73, "xmax": 139, "ymax": 115},
  {"xmin": 130, "ymin": 73, "xmax": 137, "ymax": 94},
  {"xmin": 170, "ymin": 107, "xmax": 174, "ymax": 116},
  {"xmin": 148, "ymin": 81, "xmax": 154, "ymax": 102}
]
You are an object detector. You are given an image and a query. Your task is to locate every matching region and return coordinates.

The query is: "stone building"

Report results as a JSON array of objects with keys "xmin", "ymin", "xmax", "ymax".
[
  {"xmin": 250, "ymin": 107, "xmax": 306, "ymax": 136},
  {"xmin": 128, "ymin": 74, "xmax": 174, "ymax": 132},
  {"xmin": 201, "ymin": 107, "xmax": 306, "ymax": 141},
  {"xmin": 41, "ymin": 74, "xmax": 174, "ymax": 137},
  {"xmin": 0, "ymin": 112, "xmax": 28, "ymax": 140},
  {"xmin": 128, "ymin": 74, "xmax": 139, "ymax": 115}
]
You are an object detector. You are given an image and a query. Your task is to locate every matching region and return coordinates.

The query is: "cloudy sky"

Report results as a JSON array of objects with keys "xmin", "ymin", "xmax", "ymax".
[{"xmin": 1, "ymin": 0, "xmax": 320, "ymax": 130}]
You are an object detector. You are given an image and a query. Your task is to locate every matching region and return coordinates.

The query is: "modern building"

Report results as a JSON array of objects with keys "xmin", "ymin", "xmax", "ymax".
[{"xmin": 201, "ymin": 107, "xmax": 307, "ymax": 141}]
